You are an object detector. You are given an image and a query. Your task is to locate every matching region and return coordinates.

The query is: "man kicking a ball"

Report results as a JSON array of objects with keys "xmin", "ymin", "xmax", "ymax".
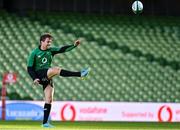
[{"xmin": 27, "ymin": 33, "xmax": 89, "ymax": 128}]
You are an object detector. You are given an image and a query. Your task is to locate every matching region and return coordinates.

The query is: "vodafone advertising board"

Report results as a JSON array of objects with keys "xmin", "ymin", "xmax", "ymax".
[
  {"xmin": 0, "ymin": 101, "xmax": 180, "ymax": 122},
  {"xmin": 54, "ymin": 102, "xmax": 180, "ymax": 122}
]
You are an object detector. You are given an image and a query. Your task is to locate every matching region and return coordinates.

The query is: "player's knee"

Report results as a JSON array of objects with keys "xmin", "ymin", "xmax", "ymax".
[
  {"xmin": 46, "ymin": 97, "xmax": 53, "ymax": 104},
  {"xmin": 48, "ymin": 67, "xmax": 61, "ymax": 77},
  {"xmin": 49, "ymin": 99, "xmax": 53, "ymax": 104},
  {"xmin": 53, "ymin": 67, "xmax": 61, "ymax": 74}
]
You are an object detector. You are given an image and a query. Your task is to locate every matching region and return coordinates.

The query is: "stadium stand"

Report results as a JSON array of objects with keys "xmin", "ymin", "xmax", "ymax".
[{"xmin": 0, "ymin": 10, "xmax": 180, "ymax": 102}]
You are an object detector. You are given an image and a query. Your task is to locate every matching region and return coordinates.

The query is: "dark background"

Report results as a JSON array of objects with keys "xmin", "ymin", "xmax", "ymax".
[{"xmin": 0, "ymin": 0, "xmax": 180, "ymax": 16}]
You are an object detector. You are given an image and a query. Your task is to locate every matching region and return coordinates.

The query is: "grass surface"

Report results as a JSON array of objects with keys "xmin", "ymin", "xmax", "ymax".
[{"xmin": 0, "ymin": 121, "xmax": 180, "ymax": 130}]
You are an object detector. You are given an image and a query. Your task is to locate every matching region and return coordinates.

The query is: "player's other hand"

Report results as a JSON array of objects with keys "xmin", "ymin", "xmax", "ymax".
[
  {"xmin": 33, "ymin": 78, "xmax": 40, "ymax": 85},
  {"xmin": 74, "ymin": 40, "xmax": 80, "ymax": 46}
]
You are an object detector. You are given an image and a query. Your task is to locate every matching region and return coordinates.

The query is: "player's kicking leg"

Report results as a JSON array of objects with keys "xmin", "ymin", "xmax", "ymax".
[
  {"xmin": 41, "ymin": 67, "xmax": 89, "ymax": 128},
  {"xmin": 47, "ymin": 67, "xmax": 90, "ymax": 79}
]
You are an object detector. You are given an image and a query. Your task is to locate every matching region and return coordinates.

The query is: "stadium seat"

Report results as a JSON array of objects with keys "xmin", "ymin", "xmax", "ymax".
[{"xmin": 0, "ymin": 10, "xmax": 179, "ymax": 102}]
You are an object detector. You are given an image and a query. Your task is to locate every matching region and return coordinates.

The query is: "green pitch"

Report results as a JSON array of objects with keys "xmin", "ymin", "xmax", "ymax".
[{"xmin": 0, "ymin": 121, "xmax": 179, "ymax": 130}]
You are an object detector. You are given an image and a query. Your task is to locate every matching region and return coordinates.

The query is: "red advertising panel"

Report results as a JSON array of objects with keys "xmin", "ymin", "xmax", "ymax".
[{"xmin": 3, "ymin": 73, "xmax": 17, "ymax": 84}]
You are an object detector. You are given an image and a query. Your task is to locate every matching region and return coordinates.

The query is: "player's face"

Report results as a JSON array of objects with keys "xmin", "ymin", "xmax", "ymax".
[{"xmin": 41, "ymin": 38, "xmax": 52, "ymax": 50}]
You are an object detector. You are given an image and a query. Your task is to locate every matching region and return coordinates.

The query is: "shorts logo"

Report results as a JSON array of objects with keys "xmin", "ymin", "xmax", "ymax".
[
  {"xmin": 42, "ymin": 57, "xmax": 47, "ymax": 64},
  {"xmin": 42, "ymin": 78, "xmax": 48, "ymax": 81}
]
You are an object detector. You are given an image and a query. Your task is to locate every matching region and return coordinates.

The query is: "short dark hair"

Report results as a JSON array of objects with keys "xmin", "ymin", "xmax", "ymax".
[{"xmin": 40, "ymin": 33, "xmax": 53, "ymax": 43}]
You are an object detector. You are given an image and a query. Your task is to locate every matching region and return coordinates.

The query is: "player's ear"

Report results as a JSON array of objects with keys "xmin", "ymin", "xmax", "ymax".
[{"xmin": 40, "ymin": 40, "xmax": 44, "ymax": 45}]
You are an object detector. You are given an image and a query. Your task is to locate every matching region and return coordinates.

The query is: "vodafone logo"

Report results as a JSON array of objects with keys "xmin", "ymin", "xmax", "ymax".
[
  {"xmin": 158, "ymin": 105, "xmax": 173, "ymax": 122},
  {"xmin": 60, "ymin": 103, "xmax": 76, "ymax": 121}
]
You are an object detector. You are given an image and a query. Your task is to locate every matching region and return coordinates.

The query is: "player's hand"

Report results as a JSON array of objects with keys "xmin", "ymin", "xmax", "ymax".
[
  {"xmin": 74, "ymin": 40, "xmax": 80, "ymax": 46},
  {"xmin": 33, "ymin": 79, "xmax": 40, "ymax": 85}
]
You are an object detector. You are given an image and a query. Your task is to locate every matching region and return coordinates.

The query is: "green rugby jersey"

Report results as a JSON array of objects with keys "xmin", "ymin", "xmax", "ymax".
[
  {"xmin": 27, "ymin": 47, "xmax": 58, "ymax": 71},
  {"xmin": 27, "ymin": 45, "xmax": 76, "ymax": 71}
]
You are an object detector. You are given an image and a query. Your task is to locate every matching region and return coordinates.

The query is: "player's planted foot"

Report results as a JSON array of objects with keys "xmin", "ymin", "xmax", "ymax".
[
  {"xmin": 42, "ymin": 122, "xmax": 54, "ymax": 128},
  {"xmin": 81, "ymin": 68, "xmax": 90, "ymax": 78}
]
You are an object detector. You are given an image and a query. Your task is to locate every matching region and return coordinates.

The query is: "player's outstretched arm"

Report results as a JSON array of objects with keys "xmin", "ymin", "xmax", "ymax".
[
  {"xmin": 51, "ymin": 40, "xmax": 81, "ymax": 55},
  {"xmin": 74, "ymin": 40, "xmax": 80, "ymax": 46}
]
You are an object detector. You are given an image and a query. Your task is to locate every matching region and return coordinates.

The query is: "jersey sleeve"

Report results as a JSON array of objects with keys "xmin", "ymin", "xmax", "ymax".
[
  {"xmin": 27, "ymin": 51, "xmax": 36, "ymax": 67},
  {"xmin": 27, "ymin": 51, "xmax": 38, "ymax": 80},
  {"xmin": 50, "ymin": 46, "xmax": 61, "ymax": 52},
  {"xmin": 50, "ymin": 45, "xmax": 77, "ymax": 56}
]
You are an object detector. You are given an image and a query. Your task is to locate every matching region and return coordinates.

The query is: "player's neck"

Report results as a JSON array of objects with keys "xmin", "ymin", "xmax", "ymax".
[{"xmin": 40, "ymin": 45, "xmax": 47, "ymax": 50}]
